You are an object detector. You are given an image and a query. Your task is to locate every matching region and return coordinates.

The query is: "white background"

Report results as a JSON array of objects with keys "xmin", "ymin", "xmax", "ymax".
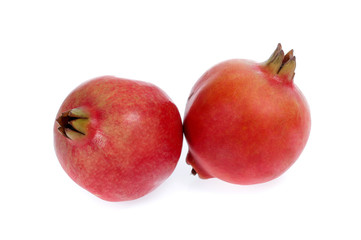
[{"xmin": 1, "ymin": 0, "xmax": 360, "ymax": 239}]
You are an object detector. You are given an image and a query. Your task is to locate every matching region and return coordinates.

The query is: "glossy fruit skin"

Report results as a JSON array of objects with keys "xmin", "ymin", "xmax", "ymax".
[
  {"xmin": 54, "ymin": 76, "xmax": 183, "ymax": 201},
  {"xmin": 184, "ymin": 59, "xmax": 311, "ymax": 184}
]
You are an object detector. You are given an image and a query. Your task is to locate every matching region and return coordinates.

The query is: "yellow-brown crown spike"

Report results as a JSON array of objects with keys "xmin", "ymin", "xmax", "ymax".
[
  {"xmin": 282, "ymin": 49, "xmax": 294, "ymax": 64},
  {"xmin": 278, "ymin": 56, "xmax": 296, "ymax": 82},
  {"xmin": 262, "ymin": 44, "xmax": 296, "ymax": 83}
]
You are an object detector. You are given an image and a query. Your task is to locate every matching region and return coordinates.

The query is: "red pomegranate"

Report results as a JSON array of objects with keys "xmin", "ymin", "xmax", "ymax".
[
  {"xmin": 54, "ymin": 76, "xmax": 183, "ymax": 201},
  {"xmin": 183, "ymin": 44, "xmax": 311, "ymax": 184}
]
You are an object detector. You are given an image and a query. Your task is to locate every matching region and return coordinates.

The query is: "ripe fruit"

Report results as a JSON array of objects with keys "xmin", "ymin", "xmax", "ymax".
[
  {"xmin": 183, "ymin": 44, "xmax": 311, "ymax": 185},
  {"xmin": 54, "ymin": 76, "xmax": 183, "ymax": 201}
]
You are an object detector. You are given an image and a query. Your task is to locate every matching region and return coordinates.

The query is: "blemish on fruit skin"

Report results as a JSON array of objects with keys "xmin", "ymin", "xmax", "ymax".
[
  {"xmin": 124, "ymin": 112, "xmax": 140, "ymax": 123},
  {"xmin": 92, "ymin": 131, "xmax": 107, "ymax": 149}
]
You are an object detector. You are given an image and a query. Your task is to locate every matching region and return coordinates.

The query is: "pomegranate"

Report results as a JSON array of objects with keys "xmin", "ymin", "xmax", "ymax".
[
  {"xmin": 54, "ymin": 76, "xmax": 183, "ymax": 201},
  {"xmin": 183, "ymin": 44, "xmax": 311, "ymax": 184}
]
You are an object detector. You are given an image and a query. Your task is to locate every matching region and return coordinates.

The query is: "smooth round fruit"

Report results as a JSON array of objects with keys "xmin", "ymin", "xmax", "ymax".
[
  {"xmin": 54, "ymin": 76, "xmax": 183, "ymax": 201},
  {"xmin": 184, "ymin": 44, "xmax": 311, "ymax": 185}
]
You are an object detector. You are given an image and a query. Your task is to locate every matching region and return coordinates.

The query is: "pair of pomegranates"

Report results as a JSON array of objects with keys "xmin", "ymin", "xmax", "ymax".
[{"xmin": 54, "ymin": 44, "xmax": 311, "ymax": 201}]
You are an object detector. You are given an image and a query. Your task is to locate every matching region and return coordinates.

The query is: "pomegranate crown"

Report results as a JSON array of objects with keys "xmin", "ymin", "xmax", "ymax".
[
  {"xmin": 56, "ymin": 108, "xmax": 90, "ymax": 140},
  {"xmin": 263, "ymin": 43, "xmax": 296, "ymax": 82}
]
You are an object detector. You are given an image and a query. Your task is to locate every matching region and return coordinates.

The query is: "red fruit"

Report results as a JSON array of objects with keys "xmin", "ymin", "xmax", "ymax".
[
  {"xmin": 54, "ymin": 76, "xmax": 183, "ymax": 201},
  {"xmin": 184, "ymin": 44, "xmax": 311, "ymax": 184}
]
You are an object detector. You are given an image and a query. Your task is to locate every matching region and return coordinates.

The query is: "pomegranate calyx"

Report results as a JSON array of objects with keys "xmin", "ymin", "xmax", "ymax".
[
  {"xmin": 56, "ymin": 108, "xmax": 89, "ymax": 140},
  {"xmin": 278, "ymin": 55, "xmax": 296, "ymax": 81},
  {"xmin": 263, "ymin": 43, "xmax": 296, "ymax": 82}
]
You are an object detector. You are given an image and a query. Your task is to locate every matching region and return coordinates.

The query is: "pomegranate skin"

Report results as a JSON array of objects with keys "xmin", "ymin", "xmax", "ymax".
[
  {"xmin": 184, "ymin": 49, "xmax": 311, "ymax": 185},
  {"xmin": 54, "ymin": 76, "xmax": 183, "ymax": 201}
]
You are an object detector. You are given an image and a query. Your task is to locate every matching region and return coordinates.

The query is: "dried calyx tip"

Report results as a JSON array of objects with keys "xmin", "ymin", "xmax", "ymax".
[
  {"xmin": 263, "ymin": 43, "xmax": 296, "ymax": 82},
  {"xmin": 56, "ymin": 108, "xmax": 89, "ymax": 140}
]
